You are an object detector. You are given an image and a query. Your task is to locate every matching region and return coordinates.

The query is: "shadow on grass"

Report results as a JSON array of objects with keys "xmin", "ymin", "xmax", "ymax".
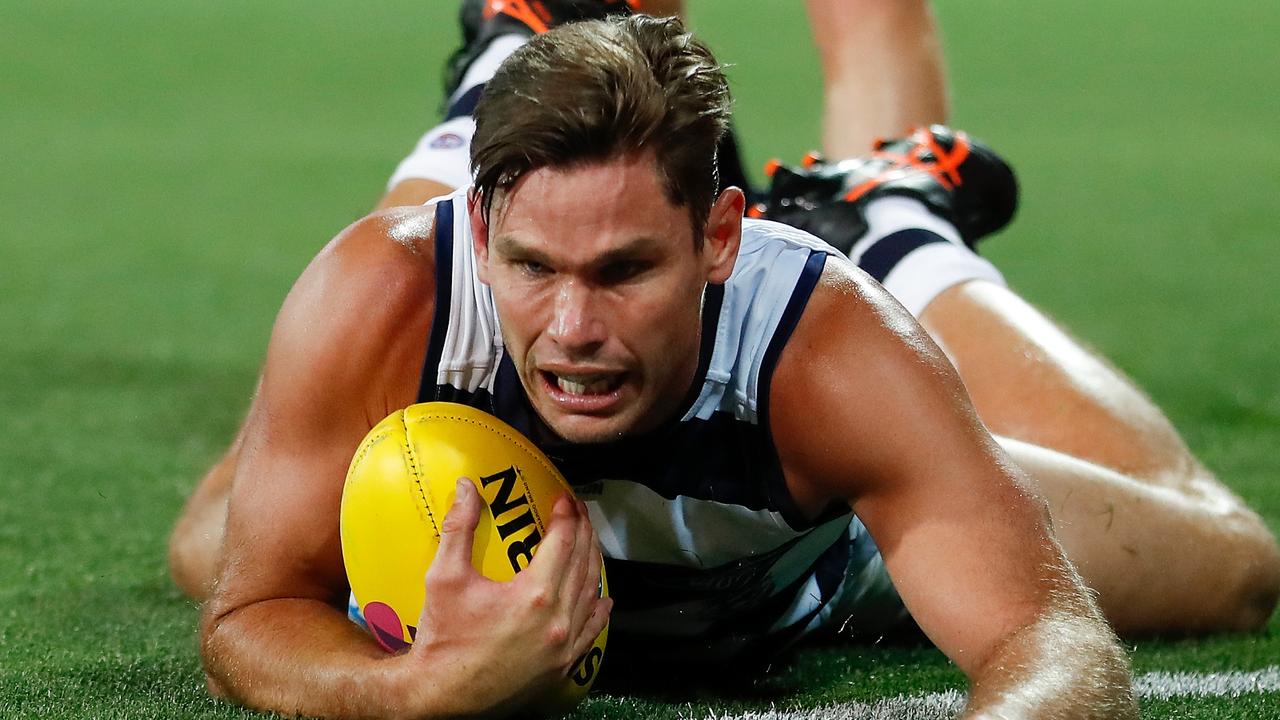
[{"xmin": 587, "ymin": 625, "xmax": 959, "ymax": 711}]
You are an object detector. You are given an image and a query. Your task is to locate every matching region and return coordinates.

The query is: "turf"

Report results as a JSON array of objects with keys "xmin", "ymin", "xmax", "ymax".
[{"xmin": 1, "ymin": 0, "xmax": 1277, "ymax": 717}]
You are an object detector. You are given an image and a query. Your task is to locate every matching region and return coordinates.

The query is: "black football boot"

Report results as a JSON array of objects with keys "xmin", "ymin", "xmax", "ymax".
[{"xmin": 757, "ymin": 125, "xmax": 1018, "ymax": 253}]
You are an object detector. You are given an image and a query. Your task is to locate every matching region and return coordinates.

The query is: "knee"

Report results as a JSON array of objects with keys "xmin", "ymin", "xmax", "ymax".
[{"xmin": 1120, "ymin": 505, "xmax": 1280, "ymax": 636}]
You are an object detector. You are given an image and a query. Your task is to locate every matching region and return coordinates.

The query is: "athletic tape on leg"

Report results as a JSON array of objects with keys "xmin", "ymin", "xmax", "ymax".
[{"xmin": 848, "ymin": 197, "xmax": 1005, "ymax": 317}]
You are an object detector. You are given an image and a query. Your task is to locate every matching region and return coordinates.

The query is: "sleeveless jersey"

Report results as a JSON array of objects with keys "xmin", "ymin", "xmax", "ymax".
[{"xmin": 415, "ymin": 188, "xmax": 890, "ymax": 666}]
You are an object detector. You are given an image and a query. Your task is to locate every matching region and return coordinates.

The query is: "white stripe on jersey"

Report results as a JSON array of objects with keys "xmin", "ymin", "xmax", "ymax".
[
  {"xmin": 436, "ymin": 189, "xmax": 505, "ymax": 395},
  {"xmin": 686, "ymin": 218, "xmax": 833, "ymax": 425},
  {"xmin": 584, "ymin": 479, "xmax": 850, "ymax": 569}
]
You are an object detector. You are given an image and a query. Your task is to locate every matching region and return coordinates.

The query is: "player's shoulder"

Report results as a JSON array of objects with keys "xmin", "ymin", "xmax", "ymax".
[
  {"xmin": 268, "ymin": 200, "xmax": 449, "ymax": 379},
  {"xmin": 804, "ymin": 253, "xmax": 940, "ymax": 357},
  {"xmin": 769, "ymin": 255, "xmax": 960, "ymax": 509},
  {"xmin": 321, "ymin": 203, "xmax": 440, "ymax": 283},
  {"xmin": 293, "ymin": 195, "xmax": 459, "ymax": 324}
]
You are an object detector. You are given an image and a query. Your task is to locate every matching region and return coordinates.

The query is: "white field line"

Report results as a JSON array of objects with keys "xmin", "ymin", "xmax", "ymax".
[
  {"xmin": 697, "ymin": 666, "xmax": 1280, "ymax": 720},
  {"xmin": 1133, "ymin": 666, "xmax": 1280, "ymax": 700}
]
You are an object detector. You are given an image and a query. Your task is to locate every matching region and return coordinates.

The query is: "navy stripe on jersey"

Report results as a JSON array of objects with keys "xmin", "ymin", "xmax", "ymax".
[
  {"xmin": 812, "ymin": 529, "xmax": 851, "ymax": 603},
  {"xmin": 758, "ymin": 248, "xmax": 829, "ymax": 528},
  {"xmin": 491, "ymin": 353, "xmax": 528, "ymax": 433},
  {"xmin": 606, "ymin": 535, "xmax": 810, "ymax": 614},
  {"xmin": 445, "ymin": 83, "xmax": 485, "ymax": 121},
  {"xmin": 858, "ymin": 228, "xmax": 949, "ymax": 282},
  {"xmin": 430, "ymin": 383, "xmax": 494, "ymax": 412},
  {"xmin": 744, "ymin": 536, "xmax": 851, "ymax": 652},
  {"xmin": 544, "ymin": 412, "xmax": 785, "ymax": 509},
  {"xmin": 601, "ymin": 531, "xmax": 848, "ymax": 664},
  {"xmin": 678, "ymin": 282, "xmax": 724, "ymax": 417},
  {"xmin": 418, "ymin": 200, "xmax": 455, "ymax": 403},
  {"xmin": 602, "ymin": 534, "xmax": 855, "ymax": 667}
]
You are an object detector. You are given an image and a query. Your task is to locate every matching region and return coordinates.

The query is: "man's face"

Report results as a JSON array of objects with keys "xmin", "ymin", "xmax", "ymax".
[{"xmin": 471, "ymin": 153, "xmax": 742, "ymax": 443}]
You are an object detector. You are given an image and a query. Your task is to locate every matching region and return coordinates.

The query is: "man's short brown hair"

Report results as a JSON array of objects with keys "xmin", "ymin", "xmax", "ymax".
[{"xmin": 470, "ymin": 14, "xmax": 732, "ymax": 240}]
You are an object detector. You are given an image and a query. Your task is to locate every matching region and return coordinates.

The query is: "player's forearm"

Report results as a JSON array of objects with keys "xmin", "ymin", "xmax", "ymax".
[
  {"xmin": 201, "ymin": 598, "xmax": 457, "ymax": 719},
  {"xmin": 962, "ymin": 605, "xmax": 1137, "ymax": 719}
]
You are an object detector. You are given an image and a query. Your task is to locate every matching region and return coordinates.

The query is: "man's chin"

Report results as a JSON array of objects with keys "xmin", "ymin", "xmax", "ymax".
[
  {"xmin": 542, "ymin": 413, "xmax": 631, "ymax": 444},
  {"xmin": 528, "ymin": 383, "xmax": 641, "ymax": 443},
  {"xmin": 529, "ymin": 398, "xmax": 638, "ymax": 444}
]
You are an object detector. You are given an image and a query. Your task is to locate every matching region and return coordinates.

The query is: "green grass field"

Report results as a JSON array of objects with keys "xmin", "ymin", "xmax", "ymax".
[{"xmin": 2, "ymin": 1, "xmax": 1278, "ymax": 717}]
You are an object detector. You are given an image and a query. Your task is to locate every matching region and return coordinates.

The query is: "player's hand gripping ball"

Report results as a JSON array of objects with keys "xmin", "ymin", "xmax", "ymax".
[{"xmin": 340, "ymin": 402, "xmax": 608, "ymax": 714}]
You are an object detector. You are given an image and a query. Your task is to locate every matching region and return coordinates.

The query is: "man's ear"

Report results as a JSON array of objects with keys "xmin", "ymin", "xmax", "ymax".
[
  {"xmin": 703, "ymin": 187, "xmax": 744, "ymax": 284},
  {"xmin": 467, "ymin": 189, "xmax": 492, "ymax": 285}
]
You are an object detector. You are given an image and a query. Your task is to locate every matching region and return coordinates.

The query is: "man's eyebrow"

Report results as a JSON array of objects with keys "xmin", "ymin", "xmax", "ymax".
[
  {"xmin": 591, "ymin": 237, "xmax": 663, "ymax": 266},
  {"xmin": 492, "ymin": 234, "xmax": 663, "ymax": 266},
  {"xmin": 491, "ymin": 233, "xmax": 550, "ymax": 261}
]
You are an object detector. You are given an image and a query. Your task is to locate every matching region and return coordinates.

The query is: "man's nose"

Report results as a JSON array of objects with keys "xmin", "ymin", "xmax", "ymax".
[{"xmin": 548, "ymin": 279, "xmax": 606, "ymax": 351}]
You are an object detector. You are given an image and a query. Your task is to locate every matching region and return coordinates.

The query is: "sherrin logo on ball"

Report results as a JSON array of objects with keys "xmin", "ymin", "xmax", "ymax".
[{"xmin": 340, "ymin": 402, "xmax": 608, "ymax": 713}]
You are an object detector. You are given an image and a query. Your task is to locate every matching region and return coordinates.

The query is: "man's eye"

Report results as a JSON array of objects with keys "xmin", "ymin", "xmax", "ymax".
[
  {"xmin": 599, "ymin": 261, "xmax": 648, "ymax": 284},
  {"xmin": 518, "ymin": 260, "xmax": 551, "ymax": 276}
]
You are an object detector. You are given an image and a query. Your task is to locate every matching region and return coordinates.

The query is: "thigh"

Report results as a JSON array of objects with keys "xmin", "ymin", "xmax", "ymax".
[
  {"xmin": 920, "ymin": 279, "xmax": 1198, "ymax": 485},
  {"xmin": 999, "ymin": 435, "xmax": 1280, "ymax": 635}
]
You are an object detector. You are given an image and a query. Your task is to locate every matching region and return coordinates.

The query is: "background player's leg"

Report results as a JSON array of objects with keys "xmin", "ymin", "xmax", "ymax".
[
  {"xmin": 920, "ymin": 280, "xmax": 1280, "ymax": 634},
  {"xmin": 376, "ymin": 2, "xmax": 691, "ymax": 212},
  {"xmin": 924, "ymin": 281, "xmax": 1201, "ymax": 483},
  {"xmin": 376, "ymin": 178, "xmax": 456, "ymax": 211},
  {"xmin": 805, "ymin": 0, "xmax": 948, "ymax": 157},
  {"xmin": 754, "ymin": 121, "xmax": 1278, "ymax": 633}
]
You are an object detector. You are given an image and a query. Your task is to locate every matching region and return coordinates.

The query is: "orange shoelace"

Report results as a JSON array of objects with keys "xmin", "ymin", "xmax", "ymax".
[{"xmin": 842, "ymin": 128, "xmax": 972, "ymax": 203}]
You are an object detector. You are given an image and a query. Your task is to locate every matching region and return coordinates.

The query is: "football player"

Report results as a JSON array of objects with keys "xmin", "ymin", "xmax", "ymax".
[{"xmin": 172, "ymin": 6, "xmax": 1279, "ymax": 720}]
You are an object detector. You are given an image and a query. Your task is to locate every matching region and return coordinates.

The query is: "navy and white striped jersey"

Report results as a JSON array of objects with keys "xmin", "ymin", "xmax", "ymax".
[{"xmin": 414, "ymin": 188, "xmax": 896, "ymax": 665}]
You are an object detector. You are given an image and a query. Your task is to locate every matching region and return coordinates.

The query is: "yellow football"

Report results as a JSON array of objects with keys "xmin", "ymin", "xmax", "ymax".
[{"xmin": 340, "ymin": 401, "xmax": 608, "ymax": 714}]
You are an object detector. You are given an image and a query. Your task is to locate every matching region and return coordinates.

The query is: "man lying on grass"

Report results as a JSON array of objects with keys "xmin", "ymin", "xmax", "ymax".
[{"xmin": 171, "ymin": 11, "xmax": 1279, "ymax": 720}]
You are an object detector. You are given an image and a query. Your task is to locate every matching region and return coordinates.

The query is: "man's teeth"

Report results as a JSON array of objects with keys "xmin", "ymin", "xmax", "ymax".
[{"xmin": 555, "ymin": 375, "xmax": 616, "ymax": 395}]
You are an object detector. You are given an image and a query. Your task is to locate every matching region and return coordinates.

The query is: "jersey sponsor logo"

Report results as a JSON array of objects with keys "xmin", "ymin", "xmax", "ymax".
[
  {"xmin": 479, "ymin": 466, "xmax": 542, "ymax": 573},
  {"xmin": 570, "ymin": 479, "xmax": 604, "ymax": 498}
]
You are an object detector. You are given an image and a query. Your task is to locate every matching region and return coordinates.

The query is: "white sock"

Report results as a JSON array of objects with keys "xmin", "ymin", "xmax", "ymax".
[
  {"xmin": 386, "ymin": 34, "xmax": 528, "ymax": 192},
  {"xmin": 847, "ymin": 196, "xmax": 1006, "ymax": 317}
]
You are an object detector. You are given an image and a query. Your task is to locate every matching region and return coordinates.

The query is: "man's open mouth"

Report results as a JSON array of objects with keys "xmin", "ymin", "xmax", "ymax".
[{"xmin": 543, "ymin": 371, "xmax": 625, "ymax": 396}]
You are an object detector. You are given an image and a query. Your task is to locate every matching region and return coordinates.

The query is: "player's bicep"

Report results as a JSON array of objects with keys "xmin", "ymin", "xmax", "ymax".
[
  {"xmin": 221, "ymin": 408, "xmax": 356, "ymax": 595},
  {"xmin": 851, "ymin": 412, "xmax": 1065, "ymax": 674},
  {"xmin": 854, "ymin": 351, "xmax": 1071, "ymax": 674},
  {"xmin": 210, "ymin": 338, "xmax": 372, "ymax": 614},
  {"xmin": 209, "ymin": 214, "xmax": 436, "ymax": 616},
  {"xmin": 772, "ymin": 266, "xmax": 1070, "ymax": 675}
]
